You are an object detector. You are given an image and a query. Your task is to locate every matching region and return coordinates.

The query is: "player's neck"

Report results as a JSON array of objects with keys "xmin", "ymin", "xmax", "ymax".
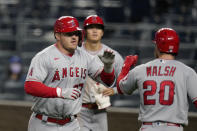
[
  {"xmin": 84, "ymin": 40, "xmax": 102, "ymax": 52},
  {"xmin": 158, "ymin": 54, "xmax": 175, "ymax": 60}
]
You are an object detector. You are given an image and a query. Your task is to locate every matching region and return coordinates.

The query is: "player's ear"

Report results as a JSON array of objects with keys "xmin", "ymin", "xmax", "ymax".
[
  {"xmin": 101, "ymin": 30, "xmax": 104, "ymax": 37},
  {"xmin": 54, "ymin": 33, "xmax": 60, "ymax": 40}
]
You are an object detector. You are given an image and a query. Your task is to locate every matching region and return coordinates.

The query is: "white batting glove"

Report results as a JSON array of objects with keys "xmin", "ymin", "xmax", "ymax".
[
  {"xmin": 98, "ymin": 49, "xmax": 115, "ymax": 73},
  {"xmin": 56, "ymin": 87, "xmax": 81, "ymax": 100}
]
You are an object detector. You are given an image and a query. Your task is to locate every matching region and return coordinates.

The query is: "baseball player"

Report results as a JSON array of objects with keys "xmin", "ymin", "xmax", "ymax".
[
  {"xmin": 77, "ymin": 15, "xmax": 124, "ymax": 131},
  {"xmin": 103, "ymin": 28, "xmax": 197, "ymax": 131},
  {"xmin": 24, "ymin": 16, "xmax": 116, "ymax": 131}
]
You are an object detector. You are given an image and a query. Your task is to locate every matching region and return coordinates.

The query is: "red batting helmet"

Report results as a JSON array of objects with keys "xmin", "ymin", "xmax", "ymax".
[
  {"xmin": 154, "ymin": 28, "xmax": 179, "ymax": 54},
  {"xmin": 54, "ymin": 16, "xmax": 83, "ymax": 46},
  {"xmin": 83, "ymin": 15, "xmax": 104, "ymax": 29},
  {"xmin": 54, "ymin": 16, "xmax": 82, "ymax": 33}
]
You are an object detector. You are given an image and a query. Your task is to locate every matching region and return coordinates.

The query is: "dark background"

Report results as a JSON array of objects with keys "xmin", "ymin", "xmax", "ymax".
[{"xmin": 0, "ymin": 0, "xmax": 196, "ymax": 111}]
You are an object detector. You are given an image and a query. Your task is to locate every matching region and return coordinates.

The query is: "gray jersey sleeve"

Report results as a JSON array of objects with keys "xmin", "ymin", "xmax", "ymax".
[
  {"xmin": 114, "ymin": 51, "xmax": 124, "ymax": 76},
  {"xmin": 25, "ymin": 53, "xmax": 49, "ymax": 82},
  {"xmin": 187, "ymin": 68, "xmax": 197, "ymax": 102},
  {"xmin": 119, "ymin": 67, "xmax": 138, "ymax": 95},
  {"xmin": 87, "ymin": 54, "xmax": 103, "ymax": 79}
]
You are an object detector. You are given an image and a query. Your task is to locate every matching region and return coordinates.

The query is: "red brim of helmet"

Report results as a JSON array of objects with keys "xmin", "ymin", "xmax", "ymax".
[
  {"xmin": 55, "ymin": 27, "xmax": 82, "ymax": 33},
  {"xmin": 66, "ymin": 27, "xmax": 82, "ymax": 33}
]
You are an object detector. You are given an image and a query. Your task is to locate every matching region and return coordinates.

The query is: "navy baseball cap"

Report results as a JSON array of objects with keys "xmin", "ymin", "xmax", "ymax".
[{"xmin": 9, "ymin": 56, "xmax": 21, "ymax": 63}]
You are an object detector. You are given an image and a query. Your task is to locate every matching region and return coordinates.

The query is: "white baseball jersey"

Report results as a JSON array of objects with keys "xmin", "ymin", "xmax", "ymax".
[
  {"xmin": 25, "ymin": 44, "xmax": 105, "ymax": 119},
  {"xmin": 119, "ymin": 59, "xmax": 197, "ymax": 125},
  {"xmin": 81, "ymin": 43, "xmax": 124, "ymax": 103}
]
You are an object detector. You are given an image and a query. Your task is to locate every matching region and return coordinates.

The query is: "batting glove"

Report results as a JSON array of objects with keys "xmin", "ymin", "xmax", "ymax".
[
  {"xmin": 98, "ymin": 49, "xmax": 115, "ymax": 73},
  {"xmin": 56, "ymin": 87, "xmax": 81, "ymax": 100},
  {"xmin": 116, "ymin": 55, "xmax": 138, "ymax": 94},
  {"xmin": 121, "ymin": 55, "xmax": 138, "ymax": 76}
]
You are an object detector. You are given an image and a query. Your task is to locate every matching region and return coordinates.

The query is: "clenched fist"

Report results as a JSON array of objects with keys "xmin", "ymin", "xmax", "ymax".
[{"xmin": 56, "ymin": 87, "xmax": 81, "ymax": 100}]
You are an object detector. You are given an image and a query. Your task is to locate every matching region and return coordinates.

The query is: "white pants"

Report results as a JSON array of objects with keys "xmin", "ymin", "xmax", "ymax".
[
  {"xmin": 28, "ymin": 113, "xmax": 80, "ymax": 131},
  {"xmin": 139, "ymin": 123, "xmax": 184, "ymax": 131},
  {"xmin": 78, "ymin": 107, "xmax": 108, "ymax": 131}
]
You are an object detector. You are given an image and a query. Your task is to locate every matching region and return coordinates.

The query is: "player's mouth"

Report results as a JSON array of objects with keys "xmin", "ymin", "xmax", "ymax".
[
  {"xmin": 93, "ymin": 34, "xmax": 98, "ymax": 36},
  {"xmin": 71, "ymin": 40, "xmax": 78, "ymax": 45},
  {"xmin": 92, "ymin": 34, "xmax": 99, "ymax": 38}
]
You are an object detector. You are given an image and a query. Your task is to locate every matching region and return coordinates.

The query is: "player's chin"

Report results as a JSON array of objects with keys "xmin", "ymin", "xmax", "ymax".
[
  {"xmin": 70, "ymin": 46, "xmax": 77, "ymax": 51},
  {"xmin": 66, "ymin": 44, "xmax": 77, "ymax": 51},
  {"xmin": 90, "ymin": 38, "xmax": 100, "ymax": 43},
  {"xmin": 68, "ymin": 43, "xmax": 77, "ymax": 49}
]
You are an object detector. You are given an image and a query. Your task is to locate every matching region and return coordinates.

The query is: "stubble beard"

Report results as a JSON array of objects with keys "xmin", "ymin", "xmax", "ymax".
[{"xmin": 62, "ymin": 42, "xmax": 77, "ymax": 54}]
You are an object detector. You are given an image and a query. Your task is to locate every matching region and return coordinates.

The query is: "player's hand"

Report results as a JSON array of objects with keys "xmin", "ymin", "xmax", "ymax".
[
  {"xmin": 121, "ymin": 55, "xmax": 138, "ymax": 75},
  {"xmin": 98, "ymin": 49, "xmax": 115, "ymax": 73},
  {"xmin": 123, "ymin": 55, "xmax": 138, "ymax": 68},
  {"xmin": 102, "ymin": 88, "xmax": 115, "ymax": 96},
  {"xmin": 56, "ymin": 87, "xmax": 81, "ymax": 100},
  {"xmin": 116, "ymin": 55, "xmax": 138, "ymax": 94}
]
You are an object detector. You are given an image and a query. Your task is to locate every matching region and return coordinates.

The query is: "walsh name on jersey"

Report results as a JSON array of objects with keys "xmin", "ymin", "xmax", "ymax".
[{"xmin": 146, "ymin": 66, "xmax": 176, "ymax": 77}]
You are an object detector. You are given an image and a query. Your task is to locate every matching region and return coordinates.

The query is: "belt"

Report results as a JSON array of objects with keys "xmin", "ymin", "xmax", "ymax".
[
  {"xmin": 143, "ymin": 122, "xmax": 181, "ymax": 127},
  {"xmin": 35, "ymin": 114, "xmax": 76, "ymax": 125},
  {"xmin": 82, "ymin": 103, "xmax": 98, "ymax": 109}
]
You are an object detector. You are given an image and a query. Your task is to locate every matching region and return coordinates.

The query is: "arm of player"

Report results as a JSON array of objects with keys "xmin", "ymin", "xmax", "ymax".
[
  {"xmin": 187, "ymin": 68, "xmax": 197, "ymax": 110},
  {"xmin": 24, "ymin": 81, "xmax": 57, "ymax": 97},
  {"xmin": 116, "ymin": 55, "xmax": 138, "ymax": 94},
  {"xmin": 24, "ymin": 81, "xmax": 81, "ymax": 100},
  {"xmin": 99, "ymin": 50, "xmax": 115, "ymax": 86},
  {"xmin": 103, "ymin": 55, "xmax": 138, "ymax": 96}
]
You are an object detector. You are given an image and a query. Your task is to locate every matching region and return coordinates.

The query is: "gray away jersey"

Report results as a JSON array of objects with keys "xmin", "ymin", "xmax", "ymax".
[
  {"xmin": 81, "ymin": 43, "xmax": 124, "ymax": 103},
  {"xmin": 25, "ymin": 44, "xmax": 104, "ymax": 119},
  {"xmin": 119, "ymin": 59, "xmax": 197, "ymax": 125}
]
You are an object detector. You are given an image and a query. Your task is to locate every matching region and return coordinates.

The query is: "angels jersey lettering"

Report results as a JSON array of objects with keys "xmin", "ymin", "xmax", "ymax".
[{"xmin": 25, "ymin": 44, "xmax": 103, "ymax": 119}]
